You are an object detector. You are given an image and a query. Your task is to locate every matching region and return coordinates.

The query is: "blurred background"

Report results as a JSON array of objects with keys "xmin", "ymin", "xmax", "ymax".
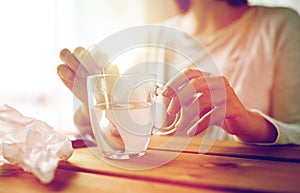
[{"xmin": 0, "ymin": 0, "xmax": 299, "ymax": 134}]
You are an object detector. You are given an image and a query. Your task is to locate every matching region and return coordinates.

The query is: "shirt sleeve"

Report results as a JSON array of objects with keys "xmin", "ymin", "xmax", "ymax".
[
  {"xmin": 241, "ymin": 8, "xmax": 300, "ymax": 145},
  {"xmin": 269, "ymin": 9, "xmax": 300, "ymax": 144},
  {"xmin": 271, "ymin": 8, "xmax": 300, "ymax": 120},
  {"xmin": 249, "ymin": 110, "xmax": 300, "ymax": 145}
]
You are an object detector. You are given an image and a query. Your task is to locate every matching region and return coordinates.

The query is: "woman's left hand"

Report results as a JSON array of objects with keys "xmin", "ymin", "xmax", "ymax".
[{"xmin": 162, "ymin": 68, "xmax": 277, "ymax": 143}]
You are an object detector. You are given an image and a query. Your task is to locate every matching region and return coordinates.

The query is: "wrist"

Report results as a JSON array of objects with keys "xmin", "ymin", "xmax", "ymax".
[{"xmin": 230, "ymin": 110, "xmax": 278, "ymax": 143}]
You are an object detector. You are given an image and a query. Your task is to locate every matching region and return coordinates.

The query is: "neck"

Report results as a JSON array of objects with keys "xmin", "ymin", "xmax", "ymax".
[{"xmin": 179, "ymin": 0, "xmax": 250, "ymax": 37}]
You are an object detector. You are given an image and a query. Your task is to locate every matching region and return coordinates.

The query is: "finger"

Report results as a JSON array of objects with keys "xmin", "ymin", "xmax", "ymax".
[
  {"xmin": 187, "ymin": 104, "xmax": 226, "ymax": 136},
  {"xmin": 57, "ymin": 64, "xmax": 88, "ymax": 103},
  {"xmin": 175, "ymin": 92, "xmax": 213, "ymax": 130},
  {"xmin": 56, "ymin": 64, "xmax": 75, "ymax": 93},
  {"xmin": 73, "ymin": 47, "xmax": 93, "ymax": 77},
  {"xmin": 166, "ymin": 78, "xmax": 226, "ymax": 113},
  {"xmin": 166, "ymin": 82, "xmax": 199, "ymax": 115},
  {"xmin": 60, "ymin": 48, "xmax": 81, "ymax": 72},
  {"xmin": 167, "ymin": 74, "xmax": 227, "ymax": 115},
  {"xmin": 73, "ymin": 47, "xmax": 88, "ymax": 63},
  {"xmin": 105, "ymin": 63, "xmax": 120, "ymax": 75},
  {"xmin": 75, "ymin": 45, "xmax": 108, "ymax": 75},
  {"xmin": 73, "ymin": 47, "xmax": 91, "ymax": 78},
  {"xmin": 60, "ymin": 78, "xmax": 74, "ymax": 93},
  {"xmin": 57, "ymin": 64, "xmax": 75, "ymax": 83},
  {"xmin": 163, "ymin": 69, "xmax": 226, "ymax": 98},
  {"xmin": 162, "ymin": 68, "xmax": 205, "ymax": 97},
  {"xmin": 175, "ymin": 102, "xmax": 201, "ymax": 131},
  {"xmin": 191, "ymin": 75, "xmax": 227, "ymax": 93}
]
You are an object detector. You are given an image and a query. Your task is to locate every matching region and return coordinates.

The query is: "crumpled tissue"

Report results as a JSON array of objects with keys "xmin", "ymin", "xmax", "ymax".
[{"xmin": 0, "ymin": 104, "xmax": 73, "ymax": 184}]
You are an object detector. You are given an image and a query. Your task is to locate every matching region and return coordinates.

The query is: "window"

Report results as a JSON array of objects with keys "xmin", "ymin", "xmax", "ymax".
[
  {"xmin": 1, "ymin": 0, "xmax": 299, "ymax": 135},
  {"xmin": 0, "ymin": 0, "xmax": 148, "ymax": 134}
]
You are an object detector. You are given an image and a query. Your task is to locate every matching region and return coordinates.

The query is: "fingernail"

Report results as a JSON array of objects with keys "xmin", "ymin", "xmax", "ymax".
[
  {"xmin": 167, "ymin": 105, "xmax": 177, "ymax": 115},
  {"xmin": 186, "ymin": 123, "xmax": 198, "ymax": 137},
  {"xmin": 162, "ymin": 86, "xmax": 176, "ymax": 97},
  {"xmin": 175, "ymin": 121, "xmax": 181, "ymax": 130},
  {"xmin": 57, "ymin": 65, "xmax": 74, "ymax": 81},
  {"xmin": 186, "ymin": 130, "xmax": 194, "ymax": 137},
  {"xmin": 161, "ymin": 87, "xmax": 168, "ymax": 95},
  {"xmin": 59, "ymin": 48, "xmax": 70, "ymax": 60},
  {"xmin": 74, "ymin": 47, "xmax": 87, "ymax": 62}
]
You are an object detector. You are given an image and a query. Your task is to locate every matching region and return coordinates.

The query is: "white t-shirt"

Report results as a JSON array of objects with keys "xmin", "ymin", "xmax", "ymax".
[{"xmin": 117, "ymin": 6, "xmax": 300, "ymax": 144}]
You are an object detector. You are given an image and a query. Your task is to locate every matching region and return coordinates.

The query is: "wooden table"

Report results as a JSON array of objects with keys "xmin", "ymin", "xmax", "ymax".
[{"xmin": 1, "ymin": 135, "xmax": 300, "ymax": 193}]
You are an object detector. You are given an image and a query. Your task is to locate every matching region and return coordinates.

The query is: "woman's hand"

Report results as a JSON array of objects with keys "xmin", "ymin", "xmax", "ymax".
[
  {"xmin": 162, "ymin": 68, "xmax": 278, "ymax": 143},
  {"xmin": 57, "ymin": 46, "xmax": 119, "ymax": 104},
  {"xmin": 57, "ymin": 47, "xmax": 88, "ymax": 103},
  {"xmin": 57, "ymin": 47, "xmax": 119, "ymax": 131}
]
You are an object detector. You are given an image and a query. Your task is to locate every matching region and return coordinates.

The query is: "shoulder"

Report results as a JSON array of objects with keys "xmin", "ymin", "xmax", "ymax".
[
  {"xmin": 254, "ymin": 6, "xmax": 300, "ymax": 25},
  {"xmin": 250, "ymin": 6, "xmax": 300, "ymax": 43}
]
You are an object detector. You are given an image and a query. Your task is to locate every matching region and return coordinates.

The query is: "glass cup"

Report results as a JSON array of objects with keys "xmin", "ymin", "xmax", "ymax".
[{"xmin": 87, "ymin": 74, "xmax": 178, "ymax": 160}]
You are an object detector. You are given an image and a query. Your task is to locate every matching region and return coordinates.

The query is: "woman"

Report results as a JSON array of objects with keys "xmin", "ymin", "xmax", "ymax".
[{"xmin": 58, "ymin": 0, "xmax": 300, "ymax": 144}]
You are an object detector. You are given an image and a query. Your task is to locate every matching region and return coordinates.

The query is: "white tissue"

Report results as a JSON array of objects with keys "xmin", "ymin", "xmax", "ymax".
[{"xmin": 0, "ymin": 104, "xmax": 73, "ymax": 184}]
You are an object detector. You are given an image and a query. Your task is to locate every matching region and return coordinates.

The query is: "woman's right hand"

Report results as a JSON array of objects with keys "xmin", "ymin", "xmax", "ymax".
[
  {"xmin": 57, "ymin": 46, "xmax": 119, "ymax": 131},
  {"xmin": 58, "ymin": 46, "xmax": 119, "ymax": 101},
  {"xmin": 57, "ymin": 47, "xmax": 88, "ymax": 103}
]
